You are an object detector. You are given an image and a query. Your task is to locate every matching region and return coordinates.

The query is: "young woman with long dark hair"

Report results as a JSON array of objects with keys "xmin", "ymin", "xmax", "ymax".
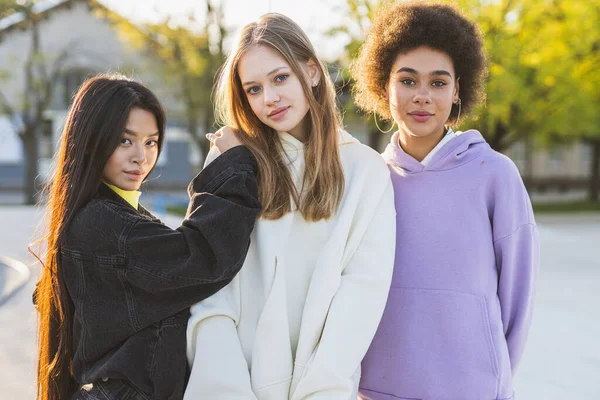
[{"xmin": 34, "ymin": 74, "xmax": 261, "ymax": 400}]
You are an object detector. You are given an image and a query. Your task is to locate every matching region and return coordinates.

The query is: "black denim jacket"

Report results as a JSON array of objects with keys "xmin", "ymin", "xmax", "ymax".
[{"xmin": 61, "ymin": 146, "xmax": 260, "ymax": 400}]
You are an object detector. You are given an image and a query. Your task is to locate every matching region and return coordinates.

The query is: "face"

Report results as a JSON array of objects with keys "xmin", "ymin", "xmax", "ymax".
[
  {"xmin": 386, "ymin": 46, "xmax": 459, "ymax": 139},
  {"xmin": 102, "ymin": 107, "xmax": 160, "ymax": 191},
  {"xmin": 238, "ymin": 45, "xmax": 320, "ymax": 140}
]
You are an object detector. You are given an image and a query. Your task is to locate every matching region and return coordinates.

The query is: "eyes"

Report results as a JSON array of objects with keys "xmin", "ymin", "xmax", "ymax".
[
  {"xmin": 400, "ymin": 78, "xmax": 448, "ymax": 87},
  {"xmin": 246, "ymin": 74, "xmax": 290, "ymax": 95},
  {"xmin": 120, "ymin": 138, "xmax": 158, "ymax": 147},
  {"xmin": 275, "ymin": 74, "xmax": 289, "ymax": 84}
]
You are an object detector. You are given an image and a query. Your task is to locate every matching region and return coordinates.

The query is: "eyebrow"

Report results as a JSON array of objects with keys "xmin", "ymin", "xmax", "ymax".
[
  {"xmin": 124, "ymin": 128, "xmax": 159, "ymax": 137},
  {"xmin": 242, "ymin": 66, "xmax": 288, "ymax": 86},
  {"xmin": 395, "ymin": 67, "xmax": 453, "ymax": 78}
]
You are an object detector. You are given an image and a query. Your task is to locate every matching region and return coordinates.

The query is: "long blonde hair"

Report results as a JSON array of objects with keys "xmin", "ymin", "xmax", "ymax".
[{"xmin": 214, "ymin": 13, "xmax": 344, "ymax": 221}]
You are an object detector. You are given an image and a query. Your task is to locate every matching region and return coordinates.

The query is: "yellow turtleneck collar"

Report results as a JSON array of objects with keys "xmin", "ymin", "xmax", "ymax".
[{"xmin": 103, "ymin": 182, "xmax": 142, "ymax": 210}]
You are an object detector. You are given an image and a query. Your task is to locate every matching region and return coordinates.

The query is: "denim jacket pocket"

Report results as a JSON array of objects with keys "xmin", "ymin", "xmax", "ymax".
[{"xmin": 73, "ymin": 379, "xmax": 148, "ymax": 400}]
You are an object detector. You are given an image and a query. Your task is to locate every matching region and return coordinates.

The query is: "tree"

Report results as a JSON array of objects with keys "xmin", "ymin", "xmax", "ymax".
[
  {"xmin": 518, "ymin": 0, "xmax": 600, "ymax": 200},
  {"xmin": 327, "ymin": 0, "xmax": 386, "ymax": 150},
  {"xmin": 111, "ymin": 0, "xmax": 227, "ymax": 162},
  {"xmin": 334, "ymin": 0, "xmax": 600, "ymax": 200},
  {"xmin": 478, "ymin": 0, "xmax": 599, "ymax": 200},
  {"xmin": 0, "ymin": 0, "xmax": 16, "ymax": 18},
  {"xmin": 0, "ymin": 0, "xmax": 71, "ymax": 204}
]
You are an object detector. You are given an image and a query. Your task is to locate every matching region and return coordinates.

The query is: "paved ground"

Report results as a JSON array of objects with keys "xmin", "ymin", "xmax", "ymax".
[
  {"xmin": 512, "ymin": 214, "xmax": 600, "ymax": 399},
  {"xmin": 0, "ymin": 206, "xmax": 44, "ymax": 399},
  {"xmin": 0, "ymin": 206, "xmax": 598, "ymax": 399}
]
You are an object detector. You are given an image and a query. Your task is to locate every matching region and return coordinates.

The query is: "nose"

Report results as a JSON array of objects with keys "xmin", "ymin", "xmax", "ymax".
[
  {"xmin": 263, "ymin": 85, "xmax": 280, "ymax": 106},
  {"xmin": 413, "ymin": 84, "xmax": 432, "ymax": 104},
  {"xmin": 131, "ymin": 143, "xmax": 147, "ymax": 166}
]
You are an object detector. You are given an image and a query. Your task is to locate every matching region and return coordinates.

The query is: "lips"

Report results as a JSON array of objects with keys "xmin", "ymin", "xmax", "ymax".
[
  {"xmin": 268, "ymin": 106, "xmax": 290, "ymax": 121},
  {"xmin": 125, "ymin": 170, "xmax": 145, "ymax": 180},
  {"xmin": 409, "ymin": 111, "xmax": 433, "ymax": 122}
]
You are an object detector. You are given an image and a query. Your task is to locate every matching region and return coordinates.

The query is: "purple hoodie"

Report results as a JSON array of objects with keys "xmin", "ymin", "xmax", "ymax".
[{"xmin": 359, "ymin": 130, "xmax": 539, "ymax": 400}]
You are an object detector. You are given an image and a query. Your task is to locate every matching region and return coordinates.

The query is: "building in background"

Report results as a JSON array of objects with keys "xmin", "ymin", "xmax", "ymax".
[
  {"xmin": 0, "ymin": 0, "xmax": 196, "ymax": 198},
  {"xmin": 0, "ymin": 0, "xmax": 593, "ymax": 203}
]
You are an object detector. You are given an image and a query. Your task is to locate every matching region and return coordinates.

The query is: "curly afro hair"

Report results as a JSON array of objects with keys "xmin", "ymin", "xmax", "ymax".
[{"xmin": 350, "ymin": 0, "xmax": 487, "ymax": 122}]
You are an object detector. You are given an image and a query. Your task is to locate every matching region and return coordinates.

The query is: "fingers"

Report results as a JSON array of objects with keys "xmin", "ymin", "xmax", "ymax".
[
  {"xmin": 205, "ymin": 133, "xmax": 217, "ymax": 149},
  {"xmin": 205, "ymin": 133, "xmax": 216, "ymax": 142},
  {"xmin": 206, "ymin": 127, "xmax": 242, "ymax": 153},
  {"xmin": 205, "ymin": 131, "xmax": 223, "ymax": 141}
]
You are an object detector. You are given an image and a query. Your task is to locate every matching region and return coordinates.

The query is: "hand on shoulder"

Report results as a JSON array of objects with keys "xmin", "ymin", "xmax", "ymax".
[{"xmin": 206, "ymin": 126, "xmax": 243, "ymax": 154}]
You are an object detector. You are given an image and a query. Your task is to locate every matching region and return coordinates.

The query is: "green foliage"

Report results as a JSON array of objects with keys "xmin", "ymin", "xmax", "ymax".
[
  {"xmin": 333, "ymin": 0, "xmax": 600, "ymax": 151},
  {"xmin": 327, "ymin": 0, "xmax": 387, "ymax": 146},
  {"xmin": 0, "ymin": 0, "xmax": 22, "ymax": 19},
  {"xmin": 109, "ymin": 1, "xmax": 226, "ymax": 158},
  {"xmin": 0, "ymin": 0, "xmax": 37, "ymax": 38},
  {"xmin": 461, "ymin": 0, "xmax": 600, "ymax": 148},
  {"xmin": 519, "ymin": 0, "xmax": 600, "ymax": 142}
]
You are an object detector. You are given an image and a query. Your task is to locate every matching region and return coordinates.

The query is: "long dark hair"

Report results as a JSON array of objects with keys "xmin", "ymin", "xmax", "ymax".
[{"xmin": 34, "ymin": 74, "xmax": 165, "ymax": 400}]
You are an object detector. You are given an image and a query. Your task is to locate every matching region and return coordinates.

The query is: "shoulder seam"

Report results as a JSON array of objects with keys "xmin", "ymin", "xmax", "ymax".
[
  {"xmin": 89, "ymin": 198, "xmax": 140, "ymax": 224},
  {"xmin": 493, "ymin": 223, "xmax": 537, "ymax": 244}
]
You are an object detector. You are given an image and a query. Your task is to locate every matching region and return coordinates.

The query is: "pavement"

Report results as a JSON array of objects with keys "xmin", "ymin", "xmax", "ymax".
[{"xmin": 0, "ymin": 206, "xmax": 598, "ymax": 399}]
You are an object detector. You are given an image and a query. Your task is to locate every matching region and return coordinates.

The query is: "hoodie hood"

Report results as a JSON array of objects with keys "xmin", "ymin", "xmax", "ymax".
[
  {"xmin": 338, "ymin": 129, "xmax": 361, "ymax": 146},
  {"xmin": 278, "ymin": 129, "xmax": 359, "ymax": 153},
  {"xmin": 382, "ymin": 129, "xmax": 488, "ymax": 173}
]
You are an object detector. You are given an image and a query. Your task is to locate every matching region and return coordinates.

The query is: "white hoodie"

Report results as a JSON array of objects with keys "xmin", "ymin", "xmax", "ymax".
[{"xmin": 185, "ymin": 130, "xmax": 396, "ymax": 400}]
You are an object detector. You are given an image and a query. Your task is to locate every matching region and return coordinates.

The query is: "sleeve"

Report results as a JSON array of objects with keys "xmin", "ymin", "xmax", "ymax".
[
  {"xmin": 184, "ymin": 276, "xmax": 257, "ymax": 399},
  {"xmin": 184, "ymin": 145, "xmax": 261, "ymax": 398},
  {"xmin": 494, "ymin": 223, "xmax": 539, "ymax": 374},
  {"xmin": 291, "ymin": 172, "xmax": 396, "ymax": 399},
  {"xmin": 122, "ymin": 146, "xmax": 261, "ymax": 326},
  {"xmin": 491, "ymin": 158, "xmax": 540, "ymax": 374},
  {"xmin": 183, "ymin": 145, "xmax": 257, "ymax": 399}
]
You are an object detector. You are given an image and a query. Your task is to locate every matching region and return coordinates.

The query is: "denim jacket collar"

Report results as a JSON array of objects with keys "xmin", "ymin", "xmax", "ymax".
[{"xmin": 97, "ymin": 183, "xmax": 158, "ymax": 222}]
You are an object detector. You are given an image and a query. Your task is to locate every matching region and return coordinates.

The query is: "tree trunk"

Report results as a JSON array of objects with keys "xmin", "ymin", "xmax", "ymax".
[
  {"xmin": 22, "ymin": 127, "xmax": 39, "ymax": 205},
  {"xmin": 186, "ymin": 114, "xmax": 201, "ymax": 149},
  {"xmin": 588, "ymin": 138, "xmax": 600, "ymax": 202},
  {"xmin": 186, "ymin": 108, "xmax": 211, "ymax": 170},
  {"xmin": 200, "ymin": 108, "xmax": 213, "ymax": 161},
  {"xmin": 487, "ymin": 121, "xmax": 508, "ymax": 153},
  {"xmin": 21, "ymin": 13, "xmax": 41, "ymax": 205}
]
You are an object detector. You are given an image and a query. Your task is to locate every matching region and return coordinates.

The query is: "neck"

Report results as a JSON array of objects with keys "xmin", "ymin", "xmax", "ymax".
[
  {"xmin": 102, "ymin": 181, "xmax": 141, "ymax": 209},
  {"xmin": 398, "ymin": 126, "xmax": 446, "ymax": 162},
  {"xmin": 288, "ymin": 117, "xmax": 308, "ymax": 142}
]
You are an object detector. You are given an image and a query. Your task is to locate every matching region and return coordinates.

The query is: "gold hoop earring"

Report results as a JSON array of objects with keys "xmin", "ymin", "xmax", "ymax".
[
  {"xmin": 454, "ymin": 98, "xmax": 462, "ymax": 127},
  {"xmin": 374, "ymin": 99, "xmax": 396, "ymax": 134}
]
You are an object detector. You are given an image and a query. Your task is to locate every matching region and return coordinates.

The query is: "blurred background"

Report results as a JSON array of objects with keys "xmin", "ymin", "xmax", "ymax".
[{"xmin": 0, "ymin": 0, "xmax": 598, "ymax": 398}]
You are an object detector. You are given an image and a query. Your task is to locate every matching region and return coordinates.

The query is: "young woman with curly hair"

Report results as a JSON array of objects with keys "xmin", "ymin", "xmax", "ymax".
[{"xmin": 351, "ymin": 2, "xmax": 539, "ymax": 399}]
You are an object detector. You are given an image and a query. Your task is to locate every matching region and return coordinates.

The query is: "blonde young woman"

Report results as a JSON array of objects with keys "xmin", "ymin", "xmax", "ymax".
[{"xmin": 184, "ymin": 13, "xmax": 396, "ymax": 400}]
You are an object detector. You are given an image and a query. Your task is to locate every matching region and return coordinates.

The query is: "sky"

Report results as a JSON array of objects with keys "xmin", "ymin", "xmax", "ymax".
[{"xmin": 100, "ymin": 0, "xmax": 352, "ymax": 61}]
